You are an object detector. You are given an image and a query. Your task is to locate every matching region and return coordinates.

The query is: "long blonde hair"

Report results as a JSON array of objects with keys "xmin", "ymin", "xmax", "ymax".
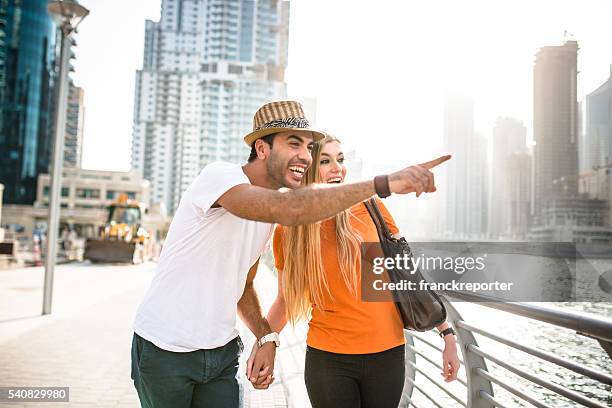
[{"xmin": 281, "ymin": 135, "xmax": 362, "ymax": 324}]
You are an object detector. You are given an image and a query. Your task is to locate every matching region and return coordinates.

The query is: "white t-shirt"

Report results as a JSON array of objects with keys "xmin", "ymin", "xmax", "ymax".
[{"xmin": 134, "ymin": 162, "xmax": 274, "ymax": 352}]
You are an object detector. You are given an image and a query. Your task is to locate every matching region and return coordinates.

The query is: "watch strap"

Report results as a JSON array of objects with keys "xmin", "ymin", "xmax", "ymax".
[
  {"xmin": 439, "ymin": 327, "xmax": 456, "ymax": 338},
  {"xmin": 258, "ymin": 332, "xmax": 280, "ymax": 347}
]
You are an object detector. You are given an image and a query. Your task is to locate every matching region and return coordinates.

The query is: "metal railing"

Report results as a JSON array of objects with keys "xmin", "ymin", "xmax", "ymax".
[{"xmin": 400, "ymin": 292, "xmax": 612, "ymax": 408}]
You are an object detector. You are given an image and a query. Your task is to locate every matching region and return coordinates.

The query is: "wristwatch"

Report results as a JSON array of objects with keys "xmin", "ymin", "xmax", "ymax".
[
  {"xmin": 258, "ymin": 332, "xmax": 280, "ymax": 348},
  {"xmin": 439, "ymin": 327, "xmax": 456, "ymax": 338}
]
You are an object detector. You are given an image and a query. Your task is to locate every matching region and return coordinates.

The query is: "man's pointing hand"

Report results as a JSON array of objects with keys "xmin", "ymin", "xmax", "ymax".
[{"xmin": 388, "ymin": 155, "xmax": 451, "ymax": 196}]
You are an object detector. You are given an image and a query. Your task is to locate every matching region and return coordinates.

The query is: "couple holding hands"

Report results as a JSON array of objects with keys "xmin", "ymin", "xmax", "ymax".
[{"xmin": 131, "ymin": 101, "xmax": 460, "ymax": 408}]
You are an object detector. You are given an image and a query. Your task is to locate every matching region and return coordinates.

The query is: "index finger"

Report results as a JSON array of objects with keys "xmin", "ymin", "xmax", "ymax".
[
  {"xmin": 250, "ymin": 362, "xmax": 265, "ymax": 382},
  {"xmin": 419, "ymin": 155, "xmax": 451, "ymax": 170}
]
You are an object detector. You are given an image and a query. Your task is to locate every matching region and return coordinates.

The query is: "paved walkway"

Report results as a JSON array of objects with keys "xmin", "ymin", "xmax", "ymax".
[
  {"xmin": 243, "ymin": 264, "xmax": 310, "ymax": 408},
  {"xmin": 0, "ymin": 262, "xmax": 310, "ymax": 407}
]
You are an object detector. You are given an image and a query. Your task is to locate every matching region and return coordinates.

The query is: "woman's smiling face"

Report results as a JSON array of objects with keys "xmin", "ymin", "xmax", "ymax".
[{"xmin": 318, "ymin": 140, "xmax": 346, "ymax": 184}]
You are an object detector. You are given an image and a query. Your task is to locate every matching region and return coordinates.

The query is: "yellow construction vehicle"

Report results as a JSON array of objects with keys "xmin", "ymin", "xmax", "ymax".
[{"xmin": 84, "ymin": 193, "xmax": 152, "ymax": 263}]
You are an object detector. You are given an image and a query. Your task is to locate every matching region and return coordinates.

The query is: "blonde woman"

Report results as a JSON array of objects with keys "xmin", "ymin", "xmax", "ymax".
[{"xmin": 250, "ymin": 135, "xmax": 460, "ymax": 407}]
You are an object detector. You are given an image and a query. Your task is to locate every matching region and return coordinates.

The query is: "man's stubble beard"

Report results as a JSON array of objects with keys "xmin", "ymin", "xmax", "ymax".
[{"xmin": 266, "ymin": 152, "xmax": 290, "ymax": 189}]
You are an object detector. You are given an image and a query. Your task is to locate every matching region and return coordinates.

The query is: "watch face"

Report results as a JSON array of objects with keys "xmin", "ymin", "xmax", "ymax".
[{"xmin": 259, "ymin": 333, "xmax": 280, "ymax": 347}]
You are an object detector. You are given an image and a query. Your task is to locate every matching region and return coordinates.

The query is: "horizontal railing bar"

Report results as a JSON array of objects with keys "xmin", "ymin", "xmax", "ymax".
[
  {"xmin": 479, "ymin": 390, "xmax": 512, "ymax": 408},
  {"xmin": 406, "ymin": 343, "xmax": 468, "ymax": 387},
  {"xmin": 410, "ymin": 332, "xmax": 444, "ymax": 352},
  {"xmin": 409, "ymin": 399, "xmax": 425, "ymax": 408},
  {"xmin": 457, "ymin": 320, "xmax": 612, "ymax": 386},
  {"xmin": 407, "ymin": 360, "xmax": 467, "ymax": 407},
  {"xmin": 409, "ymin": 332, "xmax": 465, "ymax": 364},
  {"xmin": 475, "ymin": 367, "xmax": 554, "ymax": 408},
  {"xmin": 405, "ymin": 376, "xmax": 445, "ymax": 408},
  {"xmin": 444, "ymin": 291, "xmax": 612, "ymax": 343},
  {"xmin": 467, "ymin": 344, "xmax": 609, "ymax": 408}
]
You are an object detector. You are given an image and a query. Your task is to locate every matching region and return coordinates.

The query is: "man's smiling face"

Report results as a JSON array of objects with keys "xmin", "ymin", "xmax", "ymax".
[{"xmin": 264, "ymin": 131, "xmax": 314, "ymax": 189}]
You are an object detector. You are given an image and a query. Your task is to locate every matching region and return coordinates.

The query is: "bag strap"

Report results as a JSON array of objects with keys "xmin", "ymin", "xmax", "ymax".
[
  {"xmin": 364, "ymin": 198, "xmax": 393, "ymax": 240},
  {"xmin": 364, "ymin": 199, "xmax": 381, "ymax": 239}
]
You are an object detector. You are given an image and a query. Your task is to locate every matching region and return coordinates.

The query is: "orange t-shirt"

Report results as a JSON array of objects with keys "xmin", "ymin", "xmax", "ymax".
[{"xmin": 273, "ymin": 198, "xmax": 405, "ymax": 354}]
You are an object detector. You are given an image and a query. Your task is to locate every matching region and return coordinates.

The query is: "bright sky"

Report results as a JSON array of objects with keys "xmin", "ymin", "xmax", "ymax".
[{"xmin": 76, "ymin": 0, "xmax": 612, "ymax": 172}]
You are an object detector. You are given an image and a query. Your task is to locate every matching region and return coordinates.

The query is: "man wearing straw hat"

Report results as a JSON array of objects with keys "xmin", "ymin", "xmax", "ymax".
[{"xmin": 131, "ymin": 100, "xmax": 450, "ymax": 407}]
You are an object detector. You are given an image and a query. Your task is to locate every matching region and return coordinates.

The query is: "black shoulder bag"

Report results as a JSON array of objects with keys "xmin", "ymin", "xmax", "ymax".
[{"xmin": 364, "ymin": 198, "xmax": 447, "ymax": 331}]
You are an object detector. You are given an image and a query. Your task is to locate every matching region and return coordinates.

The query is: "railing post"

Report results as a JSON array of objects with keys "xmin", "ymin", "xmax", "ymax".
[
  {"xmin": 444, "ymin": 299, "xmax": 494, "ymax": 408},
  {"xmin": 400, "ymin": 332, "xmax": 417, "ymax": 407}
]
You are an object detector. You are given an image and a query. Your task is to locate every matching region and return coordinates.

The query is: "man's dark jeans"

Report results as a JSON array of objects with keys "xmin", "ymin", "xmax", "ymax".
[{"xmin": 131, "ymin": 333, "xmax": 243, "ymax": 408}]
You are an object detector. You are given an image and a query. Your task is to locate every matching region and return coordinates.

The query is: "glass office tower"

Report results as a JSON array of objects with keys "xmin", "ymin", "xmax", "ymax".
[{"xmin": 0, "ymin": 0, "xmax": 56, "ymax": 204}]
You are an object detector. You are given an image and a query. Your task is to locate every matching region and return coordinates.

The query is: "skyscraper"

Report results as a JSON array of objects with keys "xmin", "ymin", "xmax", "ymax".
[
  {"xmin": 505, "ymin": 151, "xmax": 532, "ymax": 239},
  {"xmin": 131, "ymin": 0, "xmax": 290, "ymax": 213},
  {"xmin": 584, "ymin": 68, "xmax": 612, "ymax": 172},
  {"xmin": 532, "ymin": 41, "xmax": 579, "ymax": 224},
  {"xmin": 442, "ymin": 94, "xmax": 488, "ymax": 238},
  {"xmin": 0, "ymin": 0, "xmax": 56, "ymax": 204},
  {"xmin": 530, "ymin": 41, "xmax": 612, "ymax": 242},
  {"xmin": 489, "ymin": 117, "xmax": 528, "ymax": 238},
  {"xmin": 64, "ymin": 82, "xmax": 85, "ymax": 168},
  {"xmin": 582, "ymin": 68, "xmax": 612, "ymax": 225}
]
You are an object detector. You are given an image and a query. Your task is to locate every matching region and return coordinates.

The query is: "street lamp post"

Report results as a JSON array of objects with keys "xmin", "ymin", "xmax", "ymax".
[{"xmin": 43, "ymin": 0, "xmax": 89, "ymax": 315}]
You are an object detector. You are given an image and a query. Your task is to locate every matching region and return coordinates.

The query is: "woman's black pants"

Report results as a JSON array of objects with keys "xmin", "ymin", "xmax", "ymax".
[{"xmin": 304, "ymin": 344, "xmax": 406, "ymax": 408}]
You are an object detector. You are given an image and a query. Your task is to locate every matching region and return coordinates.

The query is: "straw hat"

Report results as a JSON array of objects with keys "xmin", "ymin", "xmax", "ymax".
[{"xmin": 243, "ymin": 100, "xmax": 326, "ymax": 146}]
